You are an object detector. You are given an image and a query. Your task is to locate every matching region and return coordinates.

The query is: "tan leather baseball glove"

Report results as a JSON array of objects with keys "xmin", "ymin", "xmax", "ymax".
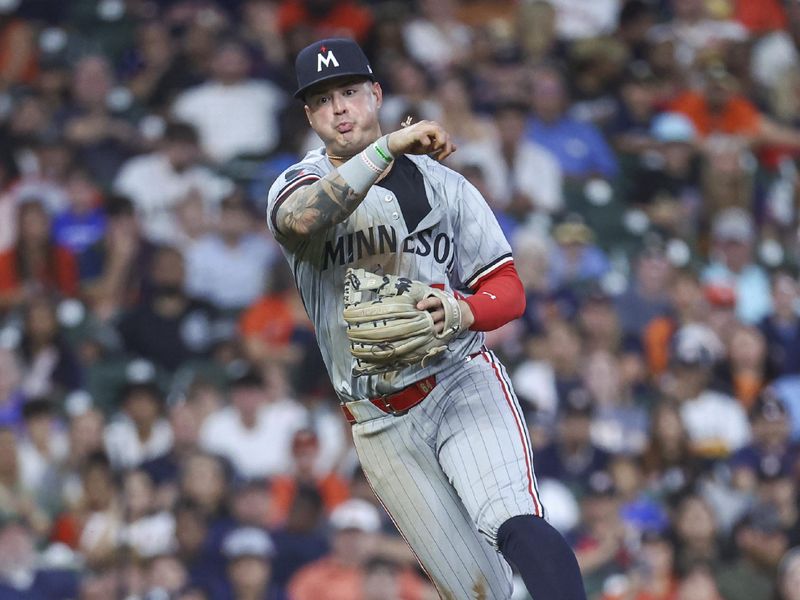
[{"xmin": 342, "ymin": 268, "xmax": 464, "ymax": 376}]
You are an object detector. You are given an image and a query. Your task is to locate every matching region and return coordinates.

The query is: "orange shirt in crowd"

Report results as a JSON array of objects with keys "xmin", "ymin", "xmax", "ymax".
[
  {"xmin": 0, "ymin": 246, "xmax": 79, "ymax": 298},
  {"xmin": 733, "ymin": 372, "xmax": 763, "ymax": 410},
  {"xmin": 669, "ymin": 91, "xmax": 761, "ymax": 138},
  {"xmin": 0, "ymin": 19, "xmax": 38, "ymax": 85},
  {"xmin": 288, "ymin": 558, "xmax": 428, "ymax": 600},
  {"xmin": 643, "ymin": 316, "xmax": 676, "ymax": 377},
  {"xmin": 239, "ymin": 294, "xmax": 300, "ymax": 348},
  {"xmin": 278, "ymin": 0, "xmax": 373, "ymax": 44},
  {"xmin": 268, "ymin": 473, "xmax": 350, "ymax": 527},
  {"xmin": 734, "ymin": 0, "xmax": 787, "ymax": 33}
]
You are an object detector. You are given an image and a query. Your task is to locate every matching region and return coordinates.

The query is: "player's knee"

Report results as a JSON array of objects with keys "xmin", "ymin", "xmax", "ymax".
[
  {"xmin": 497, "ymin": 514, "xmax": 554, "ymax": 552},
  {"xmin": 498, "ymin": 515, "xmax": 587, "ymax": 599}
]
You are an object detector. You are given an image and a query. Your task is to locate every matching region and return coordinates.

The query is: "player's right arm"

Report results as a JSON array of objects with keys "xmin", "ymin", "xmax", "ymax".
[
  {"xmin": 275, "ymin": 121, "xmax": 455, "ymax": 239},
  {"xmin": 275, "ymin": 171, "xmax": 365, "ymax": 237}
]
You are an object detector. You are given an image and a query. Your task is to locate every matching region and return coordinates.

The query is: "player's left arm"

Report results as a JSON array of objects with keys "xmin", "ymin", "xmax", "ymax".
[
  {"xmin": 417, "ymin": 263, "xmax": 525, "ymax": 332},
  {"xmin": 418, "ymin": 172, "xmax": 526, "ymax": 333}
]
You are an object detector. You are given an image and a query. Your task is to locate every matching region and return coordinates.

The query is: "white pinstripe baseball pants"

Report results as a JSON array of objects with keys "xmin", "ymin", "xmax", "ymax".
[{"xmin": 350, "ymin": 350, "xmax": 544, "ymax": 600}]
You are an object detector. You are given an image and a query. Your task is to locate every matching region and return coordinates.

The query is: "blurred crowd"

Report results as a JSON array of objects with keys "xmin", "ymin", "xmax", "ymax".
[{"xmin": 3, "ymin": 0, "xmax": 800, "ymax": 599}]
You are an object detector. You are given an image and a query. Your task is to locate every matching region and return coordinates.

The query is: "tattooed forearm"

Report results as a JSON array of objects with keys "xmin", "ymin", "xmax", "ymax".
[{"xmin": 277, "ymin": 171, "xmax": 365, "ymax": 237}]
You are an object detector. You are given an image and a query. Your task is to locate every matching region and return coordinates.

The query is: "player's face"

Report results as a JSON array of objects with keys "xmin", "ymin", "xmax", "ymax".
[{"xmin": 304, "ymin": 78, "xmax": 383, "ymax": 157}]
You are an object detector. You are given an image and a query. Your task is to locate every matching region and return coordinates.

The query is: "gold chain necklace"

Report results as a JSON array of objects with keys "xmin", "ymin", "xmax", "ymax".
[{"xmin": 325, "ymin": 151, "xmax": 354, "ymax": 161}]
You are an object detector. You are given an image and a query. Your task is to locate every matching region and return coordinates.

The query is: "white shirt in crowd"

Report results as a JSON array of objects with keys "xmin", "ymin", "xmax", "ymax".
[
  {"xmin": 199, "ymin": 399, "xmax": 308, "ymax": 479},
  {"xmin": 104, "ymin": 417, "xmax": 175, "ymax": 470},
  {"xmin": 114, "ymin": 152, "xmax": 233, "ymax": 243},
  {"xmin": 18, "ymin": 430, "xmax": 69, "ymax": 495},
  {"xmin": 172, "ymin": 80, "xmax": 286, "ymax": 163},
  {"xmin": 402, "ymin": 18, "xmax": 472, "ymax": 72},
  {"xmin": 546, "ymin": 0, "xmax": 620, "ymax": 40},
  {"xmin": 121, "ymin": 511, "xmax": 176, "ymax": 558},
  {"xmin": 648, "ymin": 18, "xmax": 748, "ymax": 69},
  {"xmin": 680, "ymin": 390, "xmax": 751, "ymax": 455},
  {"xmin": 185, "ymin": 233, "xmax": 277, "ymax": 310},
  {"xmin": 455, "ymin": 138, "xmax": 563, "ymax": 213}
]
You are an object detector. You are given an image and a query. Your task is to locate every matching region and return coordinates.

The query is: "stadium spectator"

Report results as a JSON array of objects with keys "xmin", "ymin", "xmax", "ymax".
[
  {"xmin": 760, "ymin": 271, "xmax": 800, "ymax": 377},
  {"xmin": 114, "ymin": 121, "xmax": 233, "ymax": 245},
  {"xmin": 116, "ymin": 246, "xmax": 219, "ymax": 371},
  {"xmin": 199, "ymin": 367, "xmax": 307, "ymax": 479},
  {"xmin": 61, "ymin": 55, "xmax": 139, "ymax": 186},
  {"xmin": 270, "ymin": 486, "xmax": 329, "ymax": 592},
  {"xmin": 0, "ymin": 199, "xmax": 79, "ymax": 310},
  {"xmin": 185, "ymin": 193, "xmax": 276, "ymax": 312},
  {"xmin": 714, "ymin": 504, "xmax": 789, "ymax": 600},
  {"xmin": 535, "ymin": 387, "xmax": 611, "ymax": 496},
  {"xmin": 267, "ymin": 429, "xmax": 349, "ymax": 527},
  {"xmin": 402, "ymin": 0, "xmax": 471, "ymax": 73},
  {"xmin": 778, "ymin": 547, "xmax": 800, "ymax": 600},
  {"xmin": 703, "ymin": 208, "xmax": 772, "ymax": 325},
  {"xmin": 287, "ymin": 498, "xmax": 428, "ymax": 600},
  {"xmin": 277, "ymin": 0, "xmax": 373, "ymax": 45},
  {"xmin": 17, "ymin": 295, "xmax": 82, "ymax": 397},
  {"xmin": 527, "ymin": 65, "xmax": 619, "ymax": 180},
  {"xmin": 52, "ymin": 165, "xmax": 107, "ymax": 273},
  {"xmin": 729, "ymin": 389, "xmax": 799, "ymax": 493},
  {"xmin": 171, "ymin": 39, "xmax": 286, "ymax": 164},
  {"xmin": 103, "ymin": 363, "xmax": 173, "ymax": 471},
  {"xmin": 548, "ymin": 218, "xmax": 611, "ymax": 290},
  {"xmin": 666, "ymin": 324, "xmax": 750, "ymax": 457},
  {"xmin": 221, "ymin": 526, "xmax": 280, "ymax": 600},
  {"xmin": 462, "ymin": 100, "xmax": 563, "ymax": 217}
]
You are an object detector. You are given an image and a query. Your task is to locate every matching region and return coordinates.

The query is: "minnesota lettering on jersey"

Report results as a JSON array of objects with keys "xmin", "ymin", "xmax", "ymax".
[{"xmin": 323, "ymin": 225, "xmax": 453, "ymax": 270}]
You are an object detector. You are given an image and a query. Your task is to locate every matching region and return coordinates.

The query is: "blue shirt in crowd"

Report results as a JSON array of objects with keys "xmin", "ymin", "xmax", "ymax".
[{"xmin": 526, "ymin": 117, "xmax": 619, "ymax": 179}]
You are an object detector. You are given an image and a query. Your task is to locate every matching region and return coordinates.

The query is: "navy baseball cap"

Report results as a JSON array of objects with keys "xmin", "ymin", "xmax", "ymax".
[{"xmin": 294, "ymin": 38, "xmax": 375, "ymax": 100}]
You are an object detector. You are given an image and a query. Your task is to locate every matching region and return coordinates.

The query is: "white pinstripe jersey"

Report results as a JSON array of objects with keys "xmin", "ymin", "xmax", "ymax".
[{"xmin": 267, "ymin": 148, "xmax": 513, "ymax": 402}]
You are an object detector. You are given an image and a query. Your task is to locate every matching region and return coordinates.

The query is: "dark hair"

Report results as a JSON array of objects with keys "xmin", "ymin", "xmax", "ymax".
[{"xmin": 163, "ymin": 121, "xmax": 199, "ymax": 145}]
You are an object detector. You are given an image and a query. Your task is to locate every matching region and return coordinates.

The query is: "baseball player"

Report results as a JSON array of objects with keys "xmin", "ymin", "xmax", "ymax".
[{"xmin": 267, "ymin": 38, "xmax": 586, "ymax": 599}]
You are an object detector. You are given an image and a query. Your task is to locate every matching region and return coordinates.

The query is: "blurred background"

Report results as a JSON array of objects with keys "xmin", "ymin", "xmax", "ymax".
[{"xmin": 1, "ymin": 0, "xmax": 800, "ymax": 599}]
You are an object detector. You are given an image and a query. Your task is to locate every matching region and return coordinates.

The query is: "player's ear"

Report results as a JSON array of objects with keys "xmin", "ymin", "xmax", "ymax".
[
  {"xmin": 372, "ymin": 82, "xmax": 383, "ymax": 108},
  {"xmin": 304, "ymin": 104, "xmax": 312, "ymax": 126}
]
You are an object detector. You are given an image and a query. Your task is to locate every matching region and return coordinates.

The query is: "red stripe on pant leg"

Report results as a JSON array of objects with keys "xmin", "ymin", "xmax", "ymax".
[{"xmin": 483, "ymin": 352, "xmax": 543, "ymax": 517}]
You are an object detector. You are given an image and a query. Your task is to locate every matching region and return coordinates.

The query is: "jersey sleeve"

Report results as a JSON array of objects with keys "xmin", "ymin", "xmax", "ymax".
[
  {"xmin": 451, "ymin": 175, "xmax": 514, "ymax": 290},
  {"xmin": 266, "ymin": 161, "xmax": 325, "ymax": 240}
]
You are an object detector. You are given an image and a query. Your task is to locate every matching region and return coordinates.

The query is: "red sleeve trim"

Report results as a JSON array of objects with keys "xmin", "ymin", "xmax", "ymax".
[
  {"xmin": 270, "ymin": 174, "xmax": 320, "ymax": 234},
  {"xmin": 463, "ymin": 261, "xmax": 526, "ymax": 332}
]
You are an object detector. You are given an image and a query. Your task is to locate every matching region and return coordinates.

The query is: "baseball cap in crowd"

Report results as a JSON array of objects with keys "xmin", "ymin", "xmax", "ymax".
[
  {"xmin": 650, "ymin": 112, "xmax": 697, "ymax": 144},
  {"xmin": 227, "ymin": 362, "xmax": 264, "ymax": 389},
  {"xmin": 711, "ymin": 208, "xmax": 755, "ymax": 244},
  {"xmin": 671, "ymin": 324, "xmax": 724, "ymax": 367},
  {"xmin": 329, "ymin": 498, "xmax": 382, "ymax": 533},
  {"xmin": 553, "ymin": 220, "xmax": 594, "ymax": 245},
  {"xmin": 585, "ymin": 470, "xmax": 616, "ymax": 498},
  {"xmin": 222, "ymin": 527, "xmax": 275, "ymax": 561},
  {"xmin": 749, "ymin": 388, "xmax": 787, "ymax": 422},
  {"xmin": 561, "ymin": 385, "xmax": 594, "ymax": 418},
  {"xmin": 120, "ymin": 358, "xmax": 162, "ymax": 402},
  {"xmin": 294, "ymin": 38, "xmax": 375, "ymax": 99},
  {"xmin": 739, "ymin": 503, "xmax": 785, "ymax": 535}
]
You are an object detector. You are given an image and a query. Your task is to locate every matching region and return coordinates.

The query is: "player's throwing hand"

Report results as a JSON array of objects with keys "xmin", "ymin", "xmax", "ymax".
[{"xmin": 387, "ymin": 120, "xmax": 456, "ymax": 161}]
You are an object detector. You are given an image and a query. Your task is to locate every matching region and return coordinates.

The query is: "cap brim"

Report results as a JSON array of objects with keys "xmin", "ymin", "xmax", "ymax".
[{"xmin": 295, "ymin": 73, "xmax": 375, "ymax": 100}]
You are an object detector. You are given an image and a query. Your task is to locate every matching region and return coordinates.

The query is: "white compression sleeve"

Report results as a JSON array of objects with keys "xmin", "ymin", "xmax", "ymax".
[{"xmin": 336, "ymin": 135, "xmax": 393, "ymax": 194}]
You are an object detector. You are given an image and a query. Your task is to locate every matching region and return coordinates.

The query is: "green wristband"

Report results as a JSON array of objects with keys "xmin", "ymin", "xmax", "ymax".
[{"xmin": 374, "ymin": 142, "xmax": 392, "ymax": 163}]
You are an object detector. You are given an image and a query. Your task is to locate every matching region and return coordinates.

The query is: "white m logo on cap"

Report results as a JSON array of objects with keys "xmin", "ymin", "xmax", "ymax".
[{"xmin": 317, "ymin": 50, "xmax": 339, "ymax": 72}]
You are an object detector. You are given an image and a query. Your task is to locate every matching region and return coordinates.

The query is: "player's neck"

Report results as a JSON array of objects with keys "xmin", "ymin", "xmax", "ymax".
[{"xmin": 325, "ymin": 128, "xmax": 383, "ymax": 167}]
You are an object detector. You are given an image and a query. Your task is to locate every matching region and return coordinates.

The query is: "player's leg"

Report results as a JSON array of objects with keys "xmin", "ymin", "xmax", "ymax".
[
  {"xmin": 351, "ymin": 413, "xmax": 515, "ymax": 600},
  {"xmin": 435, "ymin": 350, "xmax": 587, "ymax": 600}
]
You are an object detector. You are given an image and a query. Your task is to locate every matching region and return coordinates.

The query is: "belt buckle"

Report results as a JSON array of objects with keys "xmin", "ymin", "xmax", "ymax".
[{"xmin": 373, "ymin": 393, "xmax": 408, "ymax": 417}]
